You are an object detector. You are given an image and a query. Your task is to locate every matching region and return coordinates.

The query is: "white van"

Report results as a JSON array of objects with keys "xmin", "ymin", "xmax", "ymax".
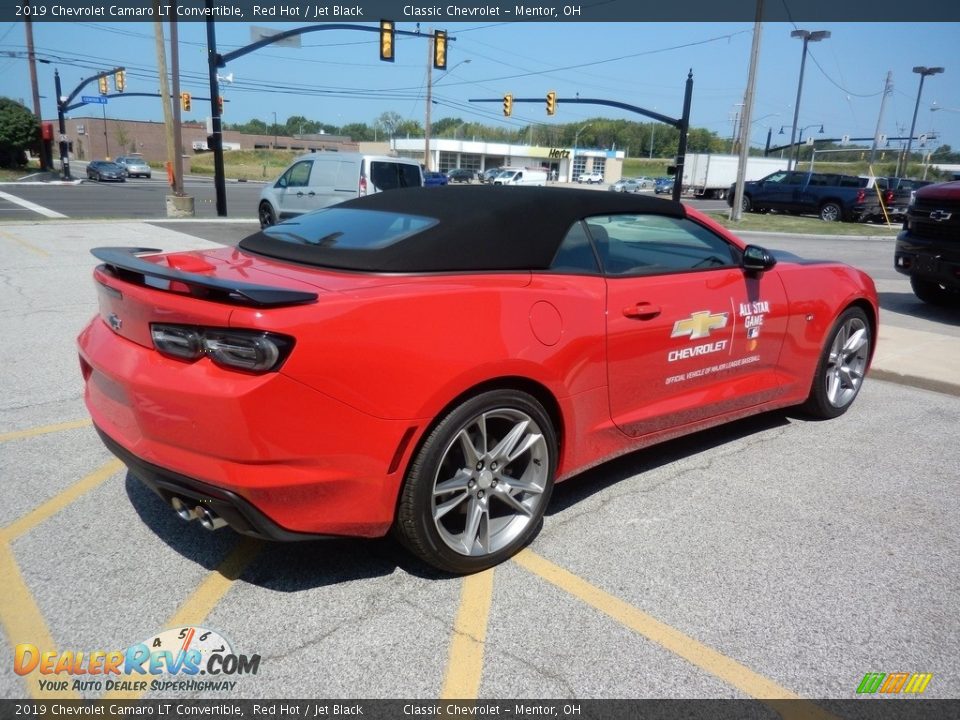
[
  {"xmin": 258, "ymin": 152, "xmax": 423, "ymax": 227},
  {"xmin": 492, "ymin": 167, "xmax": 548, "ymax": 187}
]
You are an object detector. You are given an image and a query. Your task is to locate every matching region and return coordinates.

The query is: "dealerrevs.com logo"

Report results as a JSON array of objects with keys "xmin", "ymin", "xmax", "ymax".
[
  {"xmin": 856, "ymin": 672, "xmax": 933, "ymax": 695},
  {"xmin": 14, "ymin": 626, "xmax": 260, "ymax": 694}
]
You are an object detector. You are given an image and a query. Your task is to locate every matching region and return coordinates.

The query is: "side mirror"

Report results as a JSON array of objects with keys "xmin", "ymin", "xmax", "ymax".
[{"xmin": 742, "ymin": 245, "xmax": 777, "ymax": 274}]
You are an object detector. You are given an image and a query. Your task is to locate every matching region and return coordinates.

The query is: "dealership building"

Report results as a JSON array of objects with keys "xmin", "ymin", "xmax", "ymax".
[{"xmin": 390, "ymin": 138, "xmax": 626, "ymax": 183}]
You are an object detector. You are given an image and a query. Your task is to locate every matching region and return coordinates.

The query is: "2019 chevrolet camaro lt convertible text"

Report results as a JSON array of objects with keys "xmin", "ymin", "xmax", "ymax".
[{"xmin": 78, "ymin": 187, "xmax": 878, "ymax": 573}]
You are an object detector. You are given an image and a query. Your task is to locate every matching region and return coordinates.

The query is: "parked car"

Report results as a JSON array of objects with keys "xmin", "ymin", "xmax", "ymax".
[
  {"xmin": 115, "ymin": 155, "xmax": 152, "ymax": 178},
  {"xmin": 482, "ymin": 168, "xmax": 502, "ymax": 184},
  {"xmin": 258, "ymin": 152, "xmax": 423, "ymax": 228},
  {"xmin": 86, "ymin": 160, "xmax": 126, "ymax": 182},
  {"xmin": 578, "ymin": 171, "xmax": 604, "ymax": 184},
  {"xmin": 609, "ymin": 178, "xmax": 645, "ymax": 193},
  {"xmin": 654, "ymin": 177, "xmax": 675, "ymax": 194},
  {"xmin": 894, "ymin": 180, "xmax": 960, "ymax": 306},
  {"xmin": 728, "ymin": 170, "xmax": 869, "ymax": 222},
  {"xmin": 423, "ymin": 171, "xmax": 450, "ymax": 187},
  {"xmin": 447, "ymin": 168, "xmax": 475, "ymax": 183},
  {"xmin": 78, "ymin": 186, "xmax": 878, "ymax": 574}
]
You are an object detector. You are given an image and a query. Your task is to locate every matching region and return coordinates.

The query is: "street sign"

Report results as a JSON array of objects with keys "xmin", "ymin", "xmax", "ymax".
[
  {"xmin": 81, "ymin": 96, "xmax": 107, "ymax": 104},
  {"xmin": 841, "ymin": 134, "xmax": 850, "ymax": 145}
]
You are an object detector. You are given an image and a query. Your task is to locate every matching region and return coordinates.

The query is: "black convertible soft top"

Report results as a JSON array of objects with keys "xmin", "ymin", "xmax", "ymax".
[{"xmin": 240, "ymin": 185, "xmax": 687, "ymax": 273}]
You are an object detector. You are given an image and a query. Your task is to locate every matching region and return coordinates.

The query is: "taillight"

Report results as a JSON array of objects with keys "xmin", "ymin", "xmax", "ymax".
[
  {"xmin": 884, "ymin": 190, "xmax": 894, "ymax": 204},
  {"xmin": 150, "ymin": 324, "xmax": 294, "ymax": 373},
  {"xmin": 359, "ymin": 174, "xmax": 368, "ymax": 197},
  {"xmin": 856, "ymin": 189, "xmax": 865, "ymax": 203}
]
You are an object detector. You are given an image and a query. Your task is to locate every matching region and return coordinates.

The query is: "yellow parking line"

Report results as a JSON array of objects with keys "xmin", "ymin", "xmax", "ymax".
[
  {"xmin": 0, "ymin": 419, "xmax": 93, "ymax": 444},
  {"xmin": 513, "ymin": 550, "xmax": 837, "ymax": 719},
  {"xmin": 1, "ymin": 459, "xmax": 124, "ymax": 542},
  {"xmin": 440, "ymin": 568, "xmax": 496, "ymax": 699},
  {"xmin": 0, "ymin": 541, "xmax": 80, "ymax": 699},
  {"xmin": 102, "ymin": 537, "xmax": 261, "ymax": 701},
  {"xmin": 0, "ymin": 228, "xmax": 50, "ymax": 257}
]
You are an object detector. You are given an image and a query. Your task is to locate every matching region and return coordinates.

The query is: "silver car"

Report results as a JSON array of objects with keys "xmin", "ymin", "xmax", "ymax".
[
  {"xmin": 609, "ymin": 177, "xmax": 646, "ymax": 193},
  {"xmin": 115, "ymin": 155, "xmax": 152, "ymax": 178}
]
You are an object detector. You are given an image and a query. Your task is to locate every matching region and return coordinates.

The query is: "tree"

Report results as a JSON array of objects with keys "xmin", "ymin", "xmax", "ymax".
[
  {"xmin": 374, "ymin": 111, "xmax": 404, "ymax": 138},
  {"xmin": 0, "ymin": 97, "xmax": 39, "ymax": 168}
]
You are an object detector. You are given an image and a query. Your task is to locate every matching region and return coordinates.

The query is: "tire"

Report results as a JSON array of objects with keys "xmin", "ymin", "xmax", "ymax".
[
  {"xmin": 819, "ymin": 202, "xmax": 842, "ymax": 222},
  {"xmin": 801, "ymin": 307, "xmax": 872, "ymax": 419},
  {"xmin": 258, "ymin": 202, "xmax": 277, "ymax": 229},
  {"xmin": 395, "ymin": 389, "xmax": 557, "ymax": 574},
  {"xmin": 741, "ymin": 195, "xmax": 752, "ymax": 213},
  {"xmin": 910, "ymin": 276, "xmax": 960, "ymax": 307}
]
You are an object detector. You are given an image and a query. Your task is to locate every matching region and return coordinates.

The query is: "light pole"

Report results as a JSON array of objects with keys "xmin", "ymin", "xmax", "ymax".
[
  {"xmin": 272, "ymin": 111, "xmax": 277, "ymax": 148},
  {"xmin": 901, "ymin": 66, "xmax": 944, "ymax": 176},
  {"xmin": 779, "ymin": 123, "xmax": 823, "ymax": 166},
  {"xmin": 787, "ymin": 29, "xmax": 830, "ymax": 171}
]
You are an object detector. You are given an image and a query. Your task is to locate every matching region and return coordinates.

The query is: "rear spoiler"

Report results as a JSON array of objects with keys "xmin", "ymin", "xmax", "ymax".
[{"xmin": 91, "ymin": 247, "xmax": 318, "ymax": 307}]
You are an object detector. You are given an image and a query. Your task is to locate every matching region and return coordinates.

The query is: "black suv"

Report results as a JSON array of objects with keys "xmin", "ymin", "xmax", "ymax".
[{"xmin": 894, "ymin": 180, "xmax": 960, "ymax": 306}]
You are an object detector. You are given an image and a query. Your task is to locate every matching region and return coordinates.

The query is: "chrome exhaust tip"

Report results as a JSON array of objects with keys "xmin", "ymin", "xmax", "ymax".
[
  {"xmin": 171, "ymin": 497, "xmax": 196, "ymax": 522},
  {"xmin": 196, "ymin": 505, "xmax": 227, "ymax": 531}
]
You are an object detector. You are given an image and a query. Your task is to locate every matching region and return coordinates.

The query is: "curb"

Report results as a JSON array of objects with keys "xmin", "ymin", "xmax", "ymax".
[
  {"xmin": 734, "ymin": 229, "xmax": 900, "ymax": 242},
  {"xmin": 870, "ymin": 369, "xmax": 960, "ymax": 398}
]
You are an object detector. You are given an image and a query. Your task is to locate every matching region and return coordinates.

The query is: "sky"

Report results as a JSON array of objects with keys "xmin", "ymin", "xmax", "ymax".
[{"xmin": 2, "ymin": 19, "xmax": 959, "ymax": 157}]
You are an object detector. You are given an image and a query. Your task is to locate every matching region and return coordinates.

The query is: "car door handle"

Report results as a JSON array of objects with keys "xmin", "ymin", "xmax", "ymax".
[
  {"xmin": 307, "ymin": 191, "xmax": 316, "ymax": 196},
  {"xmin": 296, "ymin": 191, "xmax": 304, "ymax": 197},
  {"xmin": 623, "ymin": 303, "xmax": 661, "ymax": 320}
]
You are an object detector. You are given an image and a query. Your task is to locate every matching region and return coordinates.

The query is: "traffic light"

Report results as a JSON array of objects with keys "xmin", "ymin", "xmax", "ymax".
[
  {"xmin": 114, "ymin": 70, "xmax": 125, "ymax": 93},
  {"xmin": 217, "ymin": 96, "xmax": 224, "ymax": 115},
  {"xmin": 379, "ymin": 20, "xmax": 394, "ymax": 62},
  {"xmin": 433, "ymin": 30, "xmax": 447, "ymax": 70},
  {"xmin": 180, "ymin": 92, "xmax": 191, "ymax": 112},
  {"xmin": 98, "ymin": 75, "xmax": 108, "ymax": 95},
  {"xmin": 546, "ymin": 90, "xmax": 556, "ymax": 116},
  {"xmin": 503, "ymin": 93, "xmax": 513, "ymax": 117}
]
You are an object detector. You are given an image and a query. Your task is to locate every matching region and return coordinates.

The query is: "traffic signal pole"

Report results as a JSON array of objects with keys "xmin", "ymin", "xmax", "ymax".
[
  {"xmin": 206, "ymin": 2, "xmax": 227, "ymax": 217},
  {"xmin": 54, "ymin": 70, "xmax": 71, "ymax": 180}
]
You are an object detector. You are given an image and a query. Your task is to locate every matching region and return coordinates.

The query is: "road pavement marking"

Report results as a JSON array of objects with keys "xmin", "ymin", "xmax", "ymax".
[
  {"xmin": 440, "ymin": 568, "xmax": 496, "ymax": 699},
  {"xmin": 0, "ymin": 418, "xmax": 93, "ymax": 444},
  {"xmin": 513, "ymin": 550, "xmax": 838, "ymax": 719},
  {"xmin": 102, "ymin": 537, "xmax": 261, "ymax": 701},
  {"xmin": 0, "ymin": 541, "xmax": 81, "ymax": 699},
  {"xmin": 0, "ymin": 459, "xmax": 124, "ymax": 543},
  {"xmin": 0, "ymin": 459, "xmax": 122, "ymax": 698},
  {"xmin": 0, "ymin": 190, "xmax": 68, "ymax": 219}
]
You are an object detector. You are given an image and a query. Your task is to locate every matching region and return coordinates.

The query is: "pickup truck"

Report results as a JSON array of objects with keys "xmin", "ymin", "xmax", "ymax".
[
  {"xmin": 894, "ymin": 180, "xmax": 960, "ymax": 306},
  {"xmin": 858, "ymin": 177, "xmax": 932, "ymax": 223},
  {"xmin": 728, "ymin": 170, "xmax": 869, "ymax": 222}
]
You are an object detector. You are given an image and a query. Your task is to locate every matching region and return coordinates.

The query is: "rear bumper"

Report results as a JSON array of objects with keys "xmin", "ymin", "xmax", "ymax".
[
  {"xmin": 97, "ymin": 425, "xmax": 321, "ymax": 541},
  {"xmin": 78, "ymin": 316, "xmax": 420, "ymax": 538},
  {"xmin": 894, "ymin": 232, "xmax": 960, "ymax": 290}
]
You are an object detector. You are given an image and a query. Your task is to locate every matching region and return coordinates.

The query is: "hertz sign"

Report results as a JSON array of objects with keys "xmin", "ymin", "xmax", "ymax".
[{"xmin": 548, "ymin": 148, "xmax": 570, "ymax": 159}]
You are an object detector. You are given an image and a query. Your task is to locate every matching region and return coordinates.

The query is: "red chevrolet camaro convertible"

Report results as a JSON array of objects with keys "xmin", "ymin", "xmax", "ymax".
[{"xmin": 78, "ymin": 186, "xmax": 878, "ymax": 573}]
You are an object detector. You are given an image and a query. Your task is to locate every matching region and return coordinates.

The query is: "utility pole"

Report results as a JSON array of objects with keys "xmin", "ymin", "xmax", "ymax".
[
  {"xmin": 730, "ymin": 0, "xmax": 763, "ymax": 221},
  {"xmin": 170, "ymin": 16, "xmax": 187, "ymax": 200},
  {"xmin": 153, "ymin": 9, "xmax": 175, "ymax": 191},
  {"xmin": 24, "ymin": 3, "xmax": 48, "ymax": 171},
  {"xmin": 869, "ymin": 71, "xmax": 893, "ymax": 166},
  {"xmin": 424, "ymin": 29, "xmax": 433, "ymax": 171}
]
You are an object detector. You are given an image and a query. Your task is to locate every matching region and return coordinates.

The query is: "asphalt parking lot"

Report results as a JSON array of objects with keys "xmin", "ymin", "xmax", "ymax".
[{"xmin": 1, "ymin": 220, "xmax": 958, "ymax": 711}]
